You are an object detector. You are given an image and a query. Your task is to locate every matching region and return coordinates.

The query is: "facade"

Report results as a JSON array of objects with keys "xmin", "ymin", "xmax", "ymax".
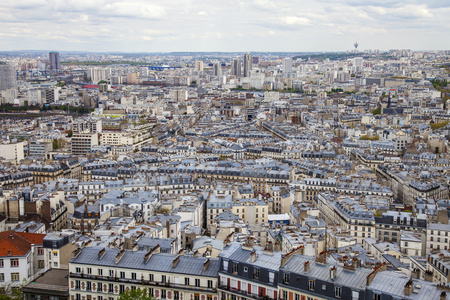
[
  {"xmin": 28, "ymin": 141, "xmax": 53, "ymax": 158},
  {"xmin": 0, "ymin": 231, "xmax": 47, "ymax": 292},
  {"xmin": 0, "ymin": 141, "xmax": 24, "ymax": 164},
  {"xmin": 218, "ymin": 242, "xmax": 282, "ymax": 300},
  {"xmin": 69, "ymin": 247, "xmax": 219, "ymax": 300},
  {"xmin": 49, "ymin": 52, "xmax": 60, "ymax": 70},
  {"xmin": 243, "ymin": 53, "xmax": 252, "ymax": 78},
  {"xmin": 22, "ymin": 269, "xmax": 69, "ymax": 300},
  {"xmin": 0, "ymin": 63, "xmax": 17, "ymax": 104},
  {"xmin": 427, "ymin": 223, "xmax": 450, "ymax": 253},
  {"xmin": 72, "ymin": 133, "xmax": 99, "ymax": 155}
]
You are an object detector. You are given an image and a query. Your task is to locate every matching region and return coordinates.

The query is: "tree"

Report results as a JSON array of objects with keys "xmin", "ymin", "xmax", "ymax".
[
  {"xmin": 68, "ymin": 130, "xmax": 73, "ymax": 137},
  {"xmin": 372, "ymin": 109, "xmax": 381, "ymax": 115},
  {"xmin": 118, "ymin": 288, "xmax": 155, "ymax": 300}
]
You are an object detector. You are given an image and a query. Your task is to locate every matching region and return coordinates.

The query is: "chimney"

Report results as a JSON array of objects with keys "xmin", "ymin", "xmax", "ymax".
[
  {"xmin": 250, "ymin": 250, "xmax": 257, "ymax": 263},
  {"xmin": 115, "ymin": 250, "xmax": 125, "ymax": 264},
  {"xmin": 203, "ymin": 258, "xmax": 210, "ymax": 271},
  {"xmin": 193, "ymin": 250, "xmax": 199, "ymax": 257},
  {"xmin": 411, "ymin": 268, "xmax": 420, "ymax": 279},
  {"xmin": 330, "ymin": 266, "xmax": 336, "ymax": 280},
  {"xmin": 404, "ymin": 278, "xmax": 413, "ymax": 296},
  {"xmin": 98, "ymin": 248, "xmax": 106, "ymax": 260},
  {"xmin": 172, "ymin": 255, "xmax": 181, "ymax": 268},
  {"xmin": 304, "ymin": 261, "xmax": 310, "ymax": 272},
  {"xmin": 441, "ymin": 292, "xmax": 447, "ymax": 300},
  {"xmin": 425, "ymin": 270, "xmax": 433, "ymax": 282}
]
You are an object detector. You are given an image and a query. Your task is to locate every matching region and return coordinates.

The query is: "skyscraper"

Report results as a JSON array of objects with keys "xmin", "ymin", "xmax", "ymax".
[
  {"xmin": 282, "ymin": 57, "xmax": 292, "ymax": 77},
  {"xmin": 213, "ymin": 62, "xmax": 222, "ymax": 77},
  {"xmin": 0, "ymin": 63, "xmax": 17, "ymax": 104},
  {"xmin": 49, "ymin": 51, "xmax": 60, "ymax": 70},
  {"xmin": 243, "ymin": 53, "xmax": 252, "ymax": 77},
  {"xmin": 231, "ymin": 57, "xmax": 241, "ymax": 77}
]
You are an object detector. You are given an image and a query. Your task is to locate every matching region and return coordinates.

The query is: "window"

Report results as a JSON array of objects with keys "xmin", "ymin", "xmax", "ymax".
[
  {"xmin": 75, "ymin": 280, "xmax": 81, "ymax": 289},
  {"xmin": 309, "ymin": 280, "xmax": 315, "ymax": 291},
  {"xmin": 335, "ymin": 286, "xmax": 342, "ymax": 298},
  {"xmin": 0, "ymin": 259, "xmax": 3, "ymax": 267},
  {"xmin": 37, "ymin": 247, "xmax": 44, "ymax": 255},
  {"xmin": 76, "ymin": 294, "xmax": 81, "ymax": 300},
  {"xmin": 131, "ymin": 273, "xmax": 137, "ymax": 280},
  {"xmin": 174, "ymin": 291, "xmax": 179, "ymax": 300},
  {"xmin": 0, "ymin": 273, "xmax": 4, "ymax": 282},
  {"xmin": 10, "ymin": 258, "xmax": 19, "ymax": 267},
  {"xmin": 295, "ymin": 294, "xmax": 300, "ymax": 300},
  {"xmin": 223, "ymin": 260, "xmax": 228, "ymax": 271},
  {"xmin": 195, "ymin": 279, "xmax": 200, "ymax": 287},
  {"xmin": 53, "ymin": 252, "xmax": 58, "ymax": 257},
  {"xmin": 161, "ymin": 275, "xmax": 166, "ymax": 283},
  {"xmin": 207, "ymin": 280, "xmax": 213, "ymax": 289},
  {"xmin": 119, "ymin": 285, "xmax": 125, "ymax": 294},
  {"xmin": 148, "ymin": 288, "xmax": 153, "ymax": 296},
  {"xmin": 87, "ymin": 282, "xmax": 92, "ymax": 291},
  {"xmin": 185, "ymin": 278, "xmax": 190, "ymax": 285},
  {"xmin": 283, "ymin": 291, "xmax": 288, "ymax": 300},
  {"xmin": 322, "ymin": 284, "xmax": 327, "ymax": 290},
  {"xmin": 373, "ymin": 294, "xmax": 381, "ymax": 300},
  {"xmin": 38, "ymin": 260, "xmax": 45, "ymax": 268},
  {"xmin": 76, "ymin": 267, "xmax": 82, "ymax": 274},
  {"xmin": 253, "ymin": 268, "xmax": 260, "ymax": 279},
  {"xmin": 98, "ymin": 269, "xmax": 103, "ymax": 276},
  {"xmin": 108, "ymin": 284, "xmax": 114, "ymax": 293},
  {"xmin": 283, "ymin": 273, "xmax": 290, "ymax": 284},
  {"xmin": 161, "ymin": 290, "xmax": 166, "ymax": 299},
  {"xmin": 243, "ymin": 267, "xmax": 248, "ymax": 272},
  {"xmin": 149, "ymin": 274, "xmax": 154, "ymax": 281},
  {"xmin": 233, "ymin": 263, "xmax": 238, "ymax": 273},
  {"xmin": 109, "ymin": 270, "xmax": 114, "ymax": 277},
  {"xmin": 120, "ymin": 272, "xmax": 125, "ymax": 279},
  {"xmin": 97, "ymin": 282, "xmax": 102, "ymax": 292},
  {"xmin": 87, "ymin": 268, "xmax": 92, "ymax": 274},
  {"xmin": 54, "ymin": 262, "xmax": 58, "ymax": 267},
  {"xmin": 269, "ymin": 272, "xmax": 275, "ymax": 283}
]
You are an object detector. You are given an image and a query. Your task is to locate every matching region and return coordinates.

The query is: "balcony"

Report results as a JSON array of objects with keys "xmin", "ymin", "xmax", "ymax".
[
  {"xmin": 69, "ymin": 273, "xmax": 217, "ymax": 293},
  {"xmin": 218, "ymin": 285, "xmax": 270, "ymax": 300}
]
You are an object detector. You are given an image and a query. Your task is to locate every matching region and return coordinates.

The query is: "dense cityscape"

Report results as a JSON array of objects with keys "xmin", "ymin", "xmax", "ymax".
[{"xmin": 0, "ymin": 47, "xmax": 450, "ymax": 300}]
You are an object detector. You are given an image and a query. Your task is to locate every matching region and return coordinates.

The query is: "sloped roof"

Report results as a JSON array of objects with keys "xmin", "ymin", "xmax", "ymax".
[{"xmin": 0, "ymin": 231, "xmax": 45, "ymax": 257}]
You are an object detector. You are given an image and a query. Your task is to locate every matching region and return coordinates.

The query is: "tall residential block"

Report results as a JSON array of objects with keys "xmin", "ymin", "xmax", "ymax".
[
  {"xmin": 49, "ymin": 52, "xmax": 60, "ymax": 70},
  {"xmin": 243, "ymin": 53, "xmax": 253, "ymax": 77}
]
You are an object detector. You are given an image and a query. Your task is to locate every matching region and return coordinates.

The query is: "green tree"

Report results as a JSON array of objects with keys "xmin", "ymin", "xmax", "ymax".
[
  {"xmin": 372, "ymin": 109, "xmax": 381, "ymax": 115},
  {"xmin": 117, "ymin": 288, "xmax": 155, "ymax": 300}
]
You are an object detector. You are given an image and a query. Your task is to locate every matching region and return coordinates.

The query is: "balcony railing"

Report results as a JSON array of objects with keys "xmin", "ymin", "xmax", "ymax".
[
  {"xmin": 218, "ymin": 285, "xmax": 270, "ymax": 300},
  {"xmin": 69, "ymin": 273, "xmax": 217, "ymax": 292}
]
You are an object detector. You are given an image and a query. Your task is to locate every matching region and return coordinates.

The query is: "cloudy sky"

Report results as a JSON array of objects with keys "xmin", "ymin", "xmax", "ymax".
[{"xmin": 0, "ymin": 0, "xmax": 449, "ymax": 52}]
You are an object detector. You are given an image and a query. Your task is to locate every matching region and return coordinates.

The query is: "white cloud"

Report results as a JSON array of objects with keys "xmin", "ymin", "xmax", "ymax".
[{"xmin": 0, "ymin": 0, "xmax": 448, "ymax": 51}]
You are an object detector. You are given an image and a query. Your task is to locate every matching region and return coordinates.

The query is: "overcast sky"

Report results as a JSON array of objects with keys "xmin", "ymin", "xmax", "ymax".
[{"xmin": 1, "ymin": 0, "xmax": 449, "ymax": 53}]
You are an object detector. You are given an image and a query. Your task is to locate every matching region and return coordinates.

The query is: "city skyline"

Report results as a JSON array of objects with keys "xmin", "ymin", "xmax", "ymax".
[{"xmin": 1, "ymin": 0, "xmax": 450, "ymax": 52}]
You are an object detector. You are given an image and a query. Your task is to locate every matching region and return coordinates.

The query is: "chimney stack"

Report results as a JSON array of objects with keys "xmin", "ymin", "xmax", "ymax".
[
  {"xmin": 404, "ymin": 278, "xmax": 413, "ymax": 296},
  {"xmin": 304, "ymin": 261, "xmax": 310, "ymax": 272},
  {"xmin": 330, "ymin": 266, "xmax": 336, "ymax": 280},
  {"xmin": 250, "ymin": 250, "xmax": 257, "ymax": 263},
  {"xmin": 440, "ymin": 292, "xmax": 447, "ymax": 300}
]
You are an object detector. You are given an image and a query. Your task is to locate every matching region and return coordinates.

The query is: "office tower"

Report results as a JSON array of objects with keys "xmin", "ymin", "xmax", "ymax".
[
  {"xmin": 213, "ymin": 62, "xmax": 222, "ymax": 76},
  {"xmin": 282, "ymin": 57, "xmax": 292, "ymax": 77},
  {"xmin": 231, "ymin": 57, "xmax": 241, "ymax": 77},
  {"xmin": 243, "ymin": 53, "xmax": 252, "ymax": 77},
  {"xmin": 353, "ymin": 57, "xmax": 363, "ymax": 73},
  {"xmin": 49, "ymin": 52, "xmax": 60, "ymax": 70},
  {"xmin": 194, "ymin": 61, "xmax": 204, "ymax": 72},
  {"xmin": 0, "ymin": 63, "xmax": 16, "ymax": 90},
  {"xmin": 0, "ymin": 63, "xmax": 17, "ymax": 104}
]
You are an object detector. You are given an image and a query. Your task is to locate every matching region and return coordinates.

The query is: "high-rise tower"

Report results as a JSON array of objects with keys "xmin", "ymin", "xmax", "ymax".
[
  {"xmin": 231, "ymin": 57, "xmax": 241, "ymax": 77},
  {"xmin": 49, "ymin": 52, "xmax": 60, "ymax": 70},
  {"xmin": 243, "ymin": 53, "xmax": 252, "ymax": 77}
]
